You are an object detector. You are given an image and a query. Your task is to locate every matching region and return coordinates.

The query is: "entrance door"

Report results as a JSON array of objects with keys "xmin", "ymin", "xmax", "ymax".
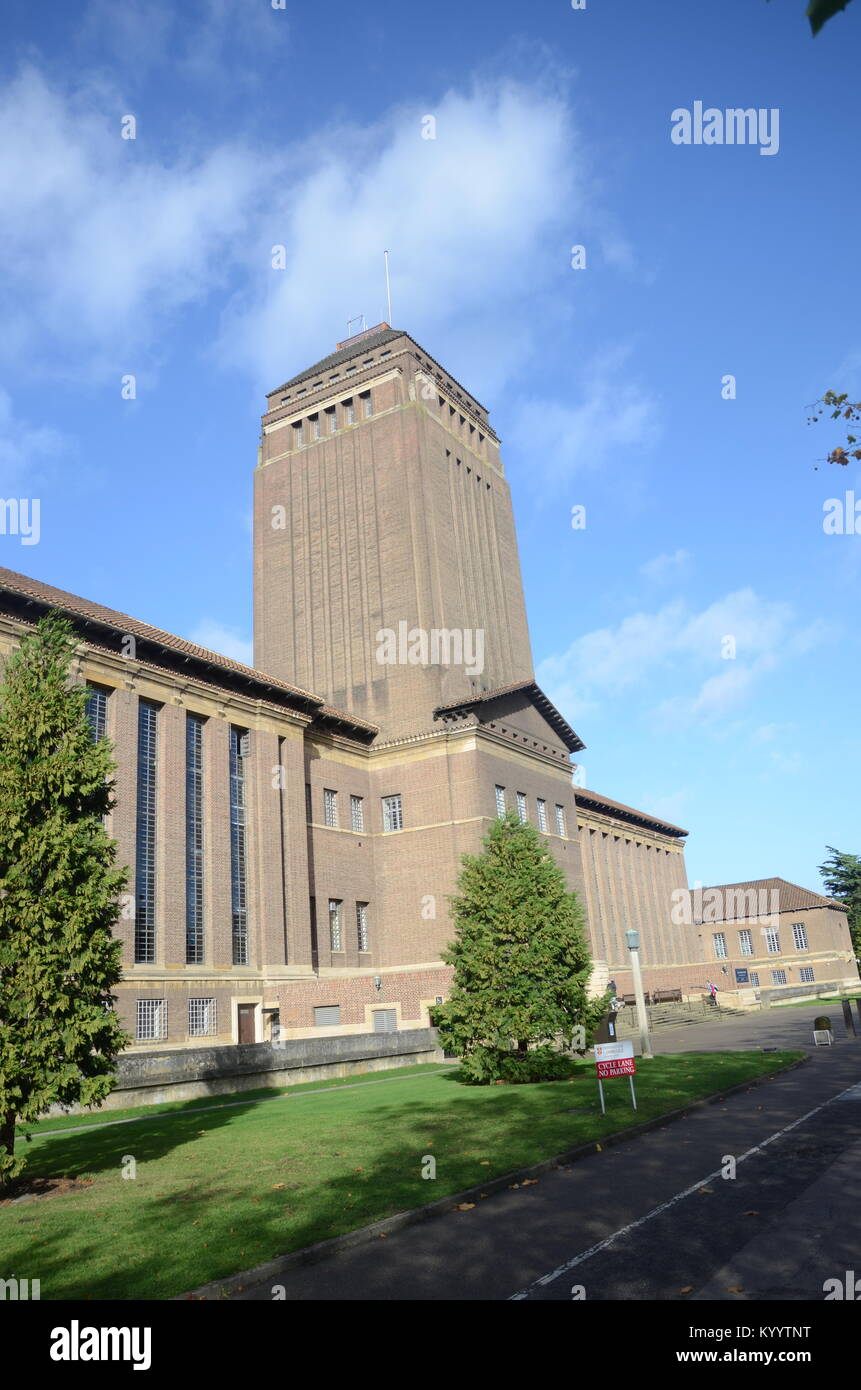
[{"xmin": 237, "ymin": 1004, "xmax": 256, "ymax": 1044}]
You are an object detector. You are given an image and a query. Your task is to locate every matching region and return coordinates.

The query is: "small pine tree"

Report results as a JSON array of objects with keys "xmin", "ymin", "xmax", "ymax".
[
  {"xmin": 0, "ymin": 612, "xmax": 129, "ymax": 1186},
  {"xmin": 819, "ymin": 846, "xmax": 861, "ymax": 958},
  {"xmin": 434, "ymin": 813, "xmax": 607, "ymax": 1082}
]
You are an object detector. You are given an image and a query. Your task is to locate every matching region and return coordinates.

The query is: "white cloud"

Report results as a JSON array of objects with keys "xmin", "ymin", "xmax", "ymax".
[
  {"xmin": 640, "ymin": 548, "xmax": 690, "ymax": 581},
  {"xmin": 0, "ymin": 389, "xmax": 68, "ymax": 489},
  {"xmin": 187, "ymin": 619, "xmax": 253, "ymax": 666},
  {"xmin": 506, "ymin": 346, "xmax": 661, "ymax": 486},
  {"xmin": 537, "ymin": 588, "xmax": 823, "ymax": 726}
]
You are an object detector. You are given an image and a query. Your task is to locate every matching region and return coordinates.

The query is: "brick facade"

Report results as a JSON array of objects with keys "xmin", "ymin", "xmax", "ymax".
[{"xmin": 0, "ymin": 325, "xmax": 855, "ymax": 1053}]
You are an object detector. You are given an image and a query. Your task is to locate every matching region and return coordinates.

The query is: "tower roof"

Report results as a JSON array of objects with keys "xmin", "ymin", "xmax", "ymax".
[{"xmin": 269, "ymin": 325, "xmax": 403, "ymax": 396}]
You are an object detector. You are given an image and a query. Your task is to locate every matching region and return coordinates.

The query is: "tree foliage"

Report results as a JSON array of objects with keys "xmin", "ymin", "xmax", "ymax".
[
  {"xmin": 819, "ymin": 845, "xmax": 861, "ymax": 958},
  {"xmin": 808, "ymin": 391, "xmax": 861, "ymax": 469},
  {"xmin": 0, "ymin": 613, "xmax": 129, "ymax": 1186},
  {"xmin": 433, "ymin": 813, "xmax": 607, "ymax": 1083},
  {"xmin": 806, "ymin": 0, "xmax": 854, "ymax": 35}
]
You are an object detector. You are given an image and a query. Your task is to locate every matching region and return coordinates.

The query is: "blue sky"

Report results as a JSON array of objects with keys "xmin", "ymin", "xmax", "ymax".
[{"xmin": 0, "ymin": 0, "xmax": 858, "ymax": 892}]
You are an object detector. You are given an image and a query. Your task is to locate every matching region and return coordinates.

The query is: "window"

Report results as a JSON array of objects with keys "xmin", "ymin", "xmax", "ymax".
[
  {"xmin": 186, "ymin": 714, "xmax": 205, "ymax": 964},
  {"xmin": 344, "ymin": 398, "xmax": 355, "ymax": 425},
  {"xmin": 188, "ymin": 998, "xmax": 216, "ymax": 1037},
  {"xmin": 292, "ymin": 421, "xmax": 304, "ymax": 448},
  {"xmin": 305, "ymin": 782, "xmax": 312, "ymax": 822},
  {"xmin": 800, "ymin": 966, "xmax": 815, "ymax": 983},
  {"xmin": 555, "ymin": 804, "xmax": 566, "ymax": 836},
  {"xmin": 765, "ymin": 927, "xmax": 781, "ymax": 954},
  {"xmin": 230, "ymin": 727, "xmax": 250, "ymax": 966},
  {"xmin": 536, "ymin": 798, "xmax": 547, "ymax": 832},
  {"xmin": 85, "ymin": 685, "xmax": 108, "ymax": 742},
  {"xmin": 361, "ymin": 392, "xmax": 373, "ymax": 418},
  {"xmin": 310, "ymin": 414, "xmax": 321, "ymax": 440},
  {"xmin": 350, "ymin": 794, "xmax": 364, "ymax": 833},
  {"xmin": 314, "ymin": 1005, "xmax": 341, "ymax": 1027},
  {"xmin": 324, "ymin": 788, "xmax": 338, "ymax": 828},
  {"xmin": 382, "ymin": 794, "xmax": 403, "ymax": 832},
  {"xmin": 135, "ymin": 701, "xmax": 159, "ymax": 964},
  {"xmin": 713, "ymin": 932, "xmax": 727, "ymax": 960},
  {"xmin": 327, "ymin": 406, "xmax": 337, "ymax": 433},
  {"xmin": 136, "ymin": 998, "xmax": 167, "ymax": 1042},
  {"xmin": 750, "ymin": 971, "xmax": 760, "ymax": 987},
  {"xmin": 495, "ymin": 785, "xmax": 506, "ymax": 818},
  {"xmin": 792, "ymin": 922, "xmax": 809, "ymax": 951},
  {"xmin": 373, "ymin": 1009, "xmax": 397, "ymax": 1034},
  {"xmin": 516, "ymin": 792, "xmax": 527, "ymax": 824},
  {"xmin": 356, "ymin": 902, "xmax": 369, "ymax": 953},
  {"xmin": 738, "ymin": 929, "xmax": 753, "ymax": 957},
  {"xmin": 329, "ymin": 899, "xmax": 343, "ymax": 952},
  {"xmin": 771, "ymin": 969, "xmax": 787, "ymax": 986}
]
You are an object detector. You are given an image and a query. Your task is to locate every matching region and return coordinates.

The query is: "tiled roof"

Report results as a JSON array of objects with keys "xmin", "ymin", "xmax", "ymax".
[
  {"xmin": 698, "ymin": 877, "xmax": 845, "ymax": 915},
  {"xmin": 269, "ymin": 326, "xmax": 404, "ymax": 395},
  {"xmin": 434, "ymin": 680, "xmax": 585, "ymax": 753},
  {"xmin": 575, "ymin": 788, "xmax": 688, "ymax": 838},
  {"xmin": 0, "ymin": 566, "xmax": 379, "ymax": 738}
]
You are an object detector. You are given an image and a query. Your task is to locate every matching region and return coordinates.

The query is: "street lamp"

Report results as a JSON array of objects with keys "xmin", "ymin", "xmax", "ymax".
[{"xmin": 625, "ymin": 929, "xmax": 653, "ymax": 1059}]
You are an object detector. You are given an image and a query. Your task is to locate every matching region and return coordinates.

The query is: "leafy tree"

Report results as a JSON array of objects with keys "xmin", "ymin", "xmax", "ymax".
[
  {"xmin": 808, "ymin": 391, "xmax": 861, "ymax": 469},
  {"xmin": 819, "ymin": 846, "xmax": 861, "ymax": 958},
  {"xmin": 806, "ymin": 0, "xmax": 854, "ymax": 34},
  {"xmin": 433, "ymin": 813, "xmax": 607, "ymax": 1083},
  {"xmin": 0, "ymin": 613, "xmax": 129, "ymax": 1187},
  {"xmin": 769, "ymin": 0, "xmax": 855, "ymax": 34}
]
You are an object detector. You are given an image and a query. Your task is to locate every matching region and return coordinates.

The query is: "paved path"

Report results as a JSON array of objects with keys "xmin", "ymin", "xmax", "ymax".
[{"xmin": 224, "ymin": 1007, "xmax": 861, "ymax": 1301}]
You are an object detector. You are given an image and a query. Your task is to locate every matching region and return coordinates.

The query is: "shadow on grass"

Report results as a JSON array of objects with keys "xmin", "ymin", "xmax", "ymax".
[{"xmin": 0, "ymin": 1051, "xmax": 804, "ymax": 1300}]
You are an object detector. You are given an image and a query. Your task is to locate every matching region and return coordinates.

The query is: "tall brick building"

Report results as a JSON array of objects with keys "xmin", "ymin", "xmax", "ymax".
[{"xmin": 0, "ymin": 325, "xmax": 855, "ymax": 1048}]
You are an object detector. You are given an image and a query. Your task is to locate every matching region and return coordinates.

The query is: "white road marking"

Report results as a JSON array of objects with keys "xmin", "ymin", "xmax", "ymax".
[{"xmin": 508, "ymin": 1077, "xmax": 861, "ymax": 1300}]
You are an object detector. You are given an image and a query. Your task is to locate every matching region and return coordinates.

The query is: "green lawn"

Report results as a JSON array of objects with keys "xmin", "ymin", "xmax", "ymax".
[
  {"xmin": 770, "ymin": 995, "xmax": 860, "ymax": 1010},
  {"xmin": 0, "ymin": 1050, "xmax": 801, "ymax": 1301}
]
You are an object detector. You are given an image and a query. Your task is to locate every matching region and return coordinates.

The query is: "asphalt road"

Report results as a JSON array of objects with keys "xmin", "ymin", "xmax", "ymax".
[{"xmin": 226, "ymin": 1006, "xmax": 861, "ymax": 1302}]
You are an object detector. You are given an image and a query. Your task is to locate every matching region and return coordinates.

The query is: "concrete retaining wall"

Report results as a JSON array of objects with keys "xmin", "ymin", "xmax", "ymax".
[{"xmin": 51, "ymin": 1028, "xmax": 445, "ymax": 1114}]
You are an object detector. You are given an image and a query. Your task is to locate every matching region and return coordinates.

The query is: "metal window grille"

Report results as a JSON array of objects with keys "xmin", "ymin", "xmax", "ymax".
[
  {"xmin": 516, "ymin": 792, "xmax": 527, "ymax": 824},
  {"xmin": 373, "ymin": 1009, "xmax": 397, "ymax": 1034},
  {"xmin": 771, "ymin": 969, "xmax": 787, "ymax": 986},
  {"xmin": 765, "ymin": 928, "xmax": 781, "ymax": 954},
  {"xmin": 329, "ymin": 899, "xmax": 343, "ymax": 952},
  {"xmin": 188, "ymin": 997, "xmax": 216, "ymax": 1036},
  {"xmin": 382, "ymin": 794, "xmax": 403, "ymax": 832},
  {"xmin": 792, "ymin": 922, "xmax": 809, "ymax": 951},
  {"xmin": 350, "ymin": 794, "xmax": 364, "ymax": 832},
  {"xmin": 345, "ymin": 398, "xmax": 355, "ymax": 425},
  {"xmin": 536, "ymin": 798, "xmax": 547, "ymax": 832},
  {"xmin": 328, "ymin": 407, "xmax": 337, "ymax": 432},
  {"xmin": 311, "ymin": 415, "xmax": 321, "ymax": 439},
  {"xmin": 135, "ymin": 701, "xmax": 159, "ymax": 963},
  {"xmin": 750, "ymin": 971, "xmax": 760, "ymax": 987},
  {"xmin": 555, "ymin": 804, "xmax": 566, "ymax": 836},
  {"xmin": 799, "ymin": 966, "xmax": 815, "ymax": 983},
  {"xmin": 362, "ymin": 392, "xmax": 373, "ymax": 418},
  {"xmin": 136, "ymin": 998, "xmax": 167, "ymax": 1041},
  {"xmin": 713, "ymin": 932, "xmax": 727, "ymax": 959},
  {"xmin": 356, "ymin": 902, "xmax": 369, "ymax": 952},
  {"xmin": 494, "ymin": 785, "xmax": 506, "ymax": 818},
  {"xmin": 186, "ymin": 715, "xmax": 205, "ymax": 964},
  {"xmin": 230, "ymin": 727, "xmax": 249, "ymax": 965},
  {"xmin": 324, "ymin": 789, "xmax": 338, "ymax": 828},
  {"xmin": 85, "ymin": 685, "xmax": 108, "ymax": 743},
  {"xmin": 738, "ymin": 929, "xmax": 753, "ymax": 956}
]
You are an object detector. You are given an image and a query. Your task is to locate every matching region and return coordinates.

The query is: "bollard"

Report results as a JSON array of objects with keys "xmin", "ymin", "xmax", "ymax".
[{"xmin": 842, "ymin": 999, "xmax": 857, "ymax": 1037}]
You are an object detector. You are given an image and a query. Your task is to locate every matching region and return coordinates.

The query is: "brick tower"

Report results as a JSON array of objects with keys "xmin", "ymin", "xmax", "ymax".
[{"xmin": 253, "ymin": 324, "xmax": 535, "ymax": 739}]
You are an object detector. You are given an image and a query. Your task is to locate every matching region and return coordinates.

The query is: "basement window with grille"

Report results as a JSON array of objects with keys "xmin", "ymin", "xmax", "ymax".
[{"xmin": 136, "ymin": 998, "xmax": 167, "ymax": 1042}]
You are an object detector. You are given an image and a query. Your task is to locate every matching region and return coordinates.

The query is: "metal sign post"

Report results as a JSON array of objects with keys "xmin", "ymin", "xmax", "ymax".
[{"xmin": 594, "ymin": 1041, "xmax": 638, "ymax": 1113}]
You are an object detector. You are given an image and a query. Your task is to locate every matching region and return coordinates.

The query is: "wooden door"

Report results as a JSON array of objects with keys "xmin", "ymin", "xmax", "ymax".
[{"xmin": 237, "ymin": 1004, "xmax": 255, "ymax": 1044}]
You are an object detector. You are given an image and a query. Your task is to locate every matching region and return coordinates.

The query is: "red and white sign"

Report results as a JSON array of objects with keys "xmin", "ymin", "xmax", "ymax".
[{"xmin": 595, "ymin": 1040, "xmax": 637, "ymax": 1079}]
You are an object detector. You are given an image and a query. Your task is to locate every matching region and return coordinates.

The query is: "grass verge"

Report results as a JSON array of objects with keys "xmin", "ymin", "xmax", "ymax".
[{"xmin": 0, "ymin": 1049, "xmax": 801, "ymax": 1300}]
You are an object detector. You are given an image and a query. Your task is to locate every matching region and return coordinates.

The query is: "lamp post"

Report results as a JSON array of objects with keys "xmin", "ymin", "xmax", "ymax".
[{"xmin": 626, "ymin": 929, "xmax": 653, "ymax": 1059}]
